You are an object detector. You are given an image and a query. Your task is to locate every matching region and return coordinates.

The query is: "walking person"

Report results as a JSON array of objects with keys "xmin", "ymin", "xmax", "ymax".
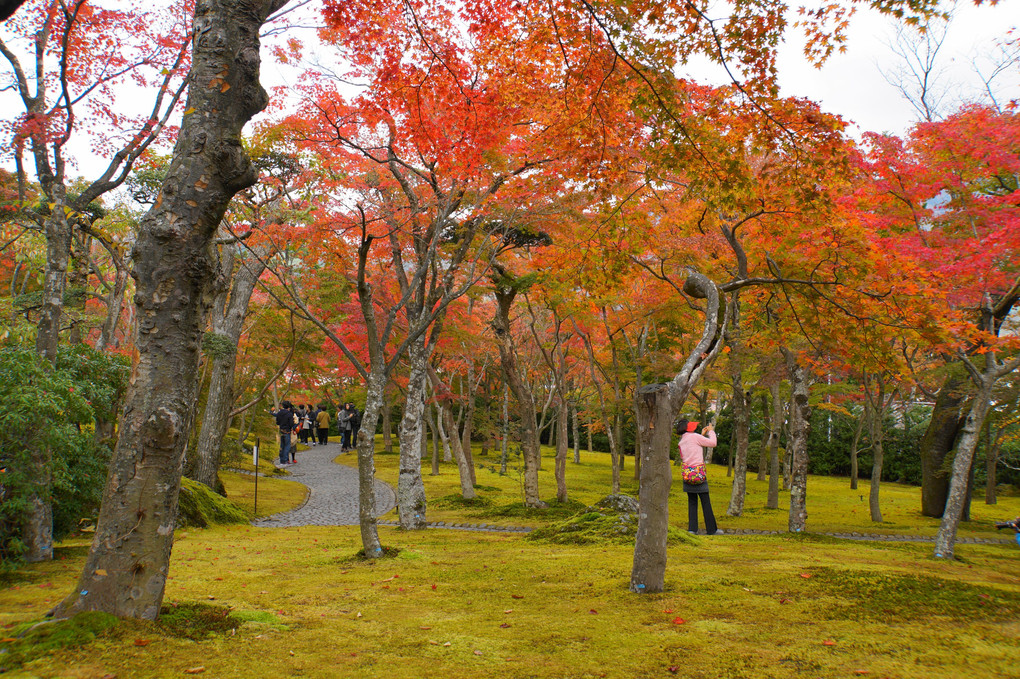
[
  {"xmin": 348, "ymin": 402, "xmax": 361, "ymax": 451},
  {"xmin": 271, "ymin": 400, "xmax": 296, "ymax": 465},
  {"xmin": 315, "ymin": 405, "xmax": 330, "ymax": 446},
  {"xmin": 295, "ymin": 405, "xmax": 308, "ymax": 445},
  {"xmin": 337, "ymin": 403, "xmax": 352, "ymax": 451},
  {"xmin": 676, "ymin": 417, "xmax": 722, "ymax": 535},
  {"xmin": 302, "ymin": 404, "xmax": 315, "ymax": 445}
]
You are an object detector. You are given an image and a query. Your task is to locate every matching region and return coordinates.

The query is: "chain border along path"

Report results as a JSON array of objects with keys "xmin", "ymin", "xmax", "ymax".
[{"xmin": 249, "ymin": 445, "xmax": 1012, "ymax": 543}]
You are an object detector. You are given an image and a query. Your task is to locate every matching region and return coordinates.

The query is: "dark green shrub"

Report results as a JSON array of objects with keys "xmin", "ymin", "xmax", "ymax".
[{"xmin": 0, "ymin": 344, "xmax": 127, "ymax": 563}]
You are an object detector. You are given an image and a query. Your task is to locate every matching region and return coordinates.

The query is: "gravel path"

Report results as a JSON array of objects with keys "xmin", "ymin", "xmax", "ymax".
[{"xmin": 251, "ymin": 441, "xmax": 395, "ymax": 527}]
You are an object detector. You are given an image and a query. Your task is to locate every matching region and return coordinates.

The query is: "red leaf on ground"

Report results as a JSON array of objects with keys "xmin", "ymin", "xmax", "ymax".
[
  {"xmin": 589, "ymin": 609, "xmax": 598, "ymax": 614},
  {"xmin": 799, "ymin": 573, "xmax": 812, "ymax": 578},
  {"xmin": 511, "ymin": 594, "xmax": 524, "ymax": 599},
  {"xmin": 668, "ymin": 667, "xmax": 679, "ymax": 674},
  {"xmin": 133, "ymin": 639, "xmax": 151, "ymax": 646},
  {"xmin": 823, "ymin": 640, "xmax": 836, "ymax": 646},
  {"xmin": 431, "ymin": 584, "xmax": 437, "ymax": 590},
  {"xmin": 672, "ymin": 617, "xmax": 686, "ymax": 625}
]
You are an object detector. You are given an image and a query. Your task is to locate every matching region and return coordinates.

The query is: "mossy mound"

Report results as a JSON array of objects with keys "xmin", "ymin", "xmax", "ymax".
[
  {"xmin": 527, "ymin": 495, "xmax": 699, "ymax": 546},
  {"xmin": 0, "ymin": 611, "xmax": 121, "ymax": 673},
  {"xmin": 177, "ymin": 477, "xmax": 248, "ymax": 528},
  {"xmin": 431, "ymin": 493, "xmax": 494, "ymax": 509},
  {"xmin": 158, "ymin": 602, "xmax": 240, "ymax": 639},
  {"xmin": 484, "ymin": 498, "xmax": 588, "ymax": 521}
]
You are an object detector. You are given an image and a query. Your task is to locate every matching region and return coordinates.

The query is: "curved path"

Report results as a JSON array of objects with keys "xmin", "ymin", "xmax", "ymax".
[{"xmin": 251, "ymin": 441, "xmax": 395, "ymax": 527}]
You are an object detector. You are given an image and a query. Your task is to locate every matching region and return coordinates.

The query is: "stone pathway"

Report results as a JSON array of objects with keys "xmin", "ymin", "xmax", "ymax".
[
  {"xmin": 251, "ymin": 442, "xmax": 395, "ymax": 527},
  {"xmin": 250, "ymin": 450, "xmax": 1012, "ymax": 544}
]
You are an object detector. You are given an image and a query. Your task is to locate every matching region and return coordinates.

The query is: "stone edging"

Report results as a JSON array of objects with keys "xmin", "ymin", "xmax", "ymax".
[{"xmin": 373, "ymin": 521, "xmax": 1012, "ymax": 544}]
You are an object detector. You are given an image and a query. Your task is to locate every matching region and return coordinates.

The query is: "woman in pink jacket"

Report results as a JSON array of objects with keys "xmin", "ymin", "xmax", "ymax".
[{"xmin": 675, "ymin": 418, "xmax": 722, "ymax": 535}]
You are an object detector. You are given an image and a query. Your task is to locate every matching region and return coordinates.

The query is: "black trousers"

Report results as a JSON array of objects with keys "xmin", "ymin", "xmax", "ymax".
[
  {"xmin": 317, "ymin": 427, "xmax": 328, "ymax": 445},
  {"xmin": 687, "ymin": 492, "xmax": 717, "ymax": 534}
]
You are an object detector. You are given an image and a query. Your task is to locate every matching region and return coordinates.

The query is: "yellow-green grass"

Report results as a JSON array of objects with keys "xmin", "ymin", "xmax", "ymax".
[
  {"xmin": 2, "ymin": 524, "xmax": 1017, "ymax": 678},
  {"xmin": 220, "ymin": 470, "xmax": 308, "ymax": 519},
  {"xmin": 342, "ymin": 441, "xmax": 1020, "ymax": 540}
]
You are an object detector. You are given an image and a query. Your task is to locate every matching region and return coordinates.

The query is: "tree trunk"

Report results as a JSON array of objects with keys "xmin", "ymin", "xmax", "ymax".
[
  {"xmin": 571, "ymin": 403, "xmax": 580, "ymax": 463},
  {"xmin": 192, "ymin": 251, "xmax": 265, "ymax": 488},
  {"xmin": 428, "ymin": 366, "xmax": 475, "ymax": 500},
  {"xmin": 35, "ymin": 199, "xmax": 72, "ymax": 363},
  {"xmin": 429, "ymin": 405, "xmax": 439, "ymax": 475},
  {"xmin": 756, "ymin": 392, "xmax": 769, "ymax": 481},
  {"xmin": 726, "ymin": 377, "xmax": 750, "ymax": 517},
  {"xmin": 986, "ymin": 433, "xmax": 1000, "ymax": 505},
  {"xmin": 615, "ymin": 412, "xmax": 626, "ymax": 473},
  {"xmin": 555, "ymin": 397, "xmax": 568, "ymax": 503},
  {"xmin": 630, "ymin": 384, "xmax": 674, "ymax": 594},
  {"xmin": 461, "ymin": 361, "xmax": 475, "ymax": 459},
  {"xmin": 24, "ymin": 197, "xmax": 73, "ymax": 562},
  {"xmin": 586, "ymin": 411, "xmax": 593, "ymax": 454},
  {"xmin": 356, "ymin": 369, "xmax": 385, "ymax": 557},
  {"xmin": 920, "ymin": 370, "xmax": 968, "ymax": 517},
  {"xmin": 766, "ymin": 382, "xmax": 782, "ymax": 510},
  {"xmin": 397, "ymin": 335, "xmax": 429, "ymax": 529},
  {"xmin": 630, "ymin": 270, "xmax": 725, "ymax": 594},
  {"xmin": 53, "ymin": 0, "xmax": 289, "ymax": 620},
  {"xmin": 382, "ymin": 391, "xmax": 393, "ymax": 453},
  {"xmin": 849, "ymin": 406, "xmax": 866, "ymax": 490},
  {"xmin": 95, "ymin": 260, "xmax": 130, "ymax": 353},
  {"xmin": 867, "ymin": 378, "xmax": 886, "ymax": 523},
  {"xmin": 492, "ymin": 286, "xmax": 544, "ymax": 508},
  {"xmin": 783, "ymin": 349, "xmax": 811, "ymax": 532},
  {"xmin": 934, "ymin": 375, "xmax": 996, "ymax": 558},
  {"xmin": 500, "ymin": 382, "xmax": 509, "ymax": 475}
]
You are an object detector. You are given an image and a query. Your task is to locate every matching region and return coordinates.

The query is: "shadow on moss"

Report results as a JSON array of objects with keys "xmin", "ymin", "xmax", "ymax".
[{"xmin": 810, "ymin": 567, "xmax": 1020, "ymax": 621}]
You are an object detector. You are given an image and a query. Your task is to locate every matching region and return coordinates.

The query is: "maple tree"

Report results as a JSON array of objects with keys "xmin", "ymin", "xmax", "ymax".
[
  {"xmin": 862, "ymin": 104, "xmax": 1020, "ymax": 557},
  {"xmin": 0, "ymin": 0, "xmax": 974, "ymax": 621},
  {"xmin": 52, "ymin": 0, "xmax": 293, "ymax": 620}
]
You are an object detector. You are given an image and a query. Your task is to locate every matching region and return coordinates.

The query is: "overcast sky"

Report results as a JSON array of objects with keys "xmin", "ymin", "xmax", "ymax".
[
  {"xmin": 772, "ymin": 2, "xmax": 1018, "ymax": 136},
  {"xmin": 2, "ymin": 1, "xmax": 1017, "ymax": 181}
]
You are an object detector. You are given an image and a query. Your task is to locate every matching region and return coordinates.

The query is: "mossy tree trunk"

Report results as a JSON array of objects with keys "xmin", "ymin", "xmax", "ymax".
[
  {"xmin": 726, "ymin": 375, "xmax": 750, "ymax": 517},
  {"xmin": 192, "ymin": 249, "xmax": 266, "ymax": 488},
  {"xmin": 631, "ymin": 272, "xmax": 726, "ymax": 594},
  {"xmin": 397, "ymin": 334, "xmax": 430, "ymax": 529},
  {"xmin": 492, "ymin": 284, "xmax": 544, "ymax": 508},
  {"xmin": 919, "ymin": 370, "xmax": 968, "ymax": 517},
  {"xmin": 766, "ymin": 381, "xmax": 782, "ymax": 510},
  {"xmin": 783, "ymin": 349, "xmax": 812, "ymax": 533},
  {"xmin": 53, "ymin": 0, "xmax": 290, "ymax": 619},
  {"xmin": 429, "ymin": 365, "xmax": 475, "ymax": 500},
  {"xmin": 756, "ymin": 392, "xmax": 770, "ymax": 482}
]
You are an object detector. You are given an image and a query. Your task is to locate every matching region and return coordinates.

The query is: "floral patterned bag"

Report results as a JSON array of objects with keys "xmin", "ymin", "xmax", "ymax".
[{"xmin": 681, "ymin": 463, "xmax": 707, "ymax": 485}]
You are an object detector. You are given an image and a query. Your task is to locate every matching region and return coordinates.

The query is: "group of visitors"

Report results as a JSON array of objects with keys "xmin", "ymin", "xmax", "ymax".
[
  {"xmin": 269, "ymin": 400, "xmax": 360, "ymax": 466},
  {"xmin": 269, "ymin": 402, "xmax": 335, "ymax": 466}
]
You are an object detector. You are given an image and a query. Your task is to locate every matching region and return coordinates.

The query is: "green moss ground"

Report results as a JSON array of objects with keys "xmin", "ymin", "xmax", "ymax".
[
  {"xmin": 0, "ymin": 438, "xmax": 1016, "ymax": 678},
  {"xmin": 352, "ymin": 442, "xmax": 1020, "ymax": 539}
]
